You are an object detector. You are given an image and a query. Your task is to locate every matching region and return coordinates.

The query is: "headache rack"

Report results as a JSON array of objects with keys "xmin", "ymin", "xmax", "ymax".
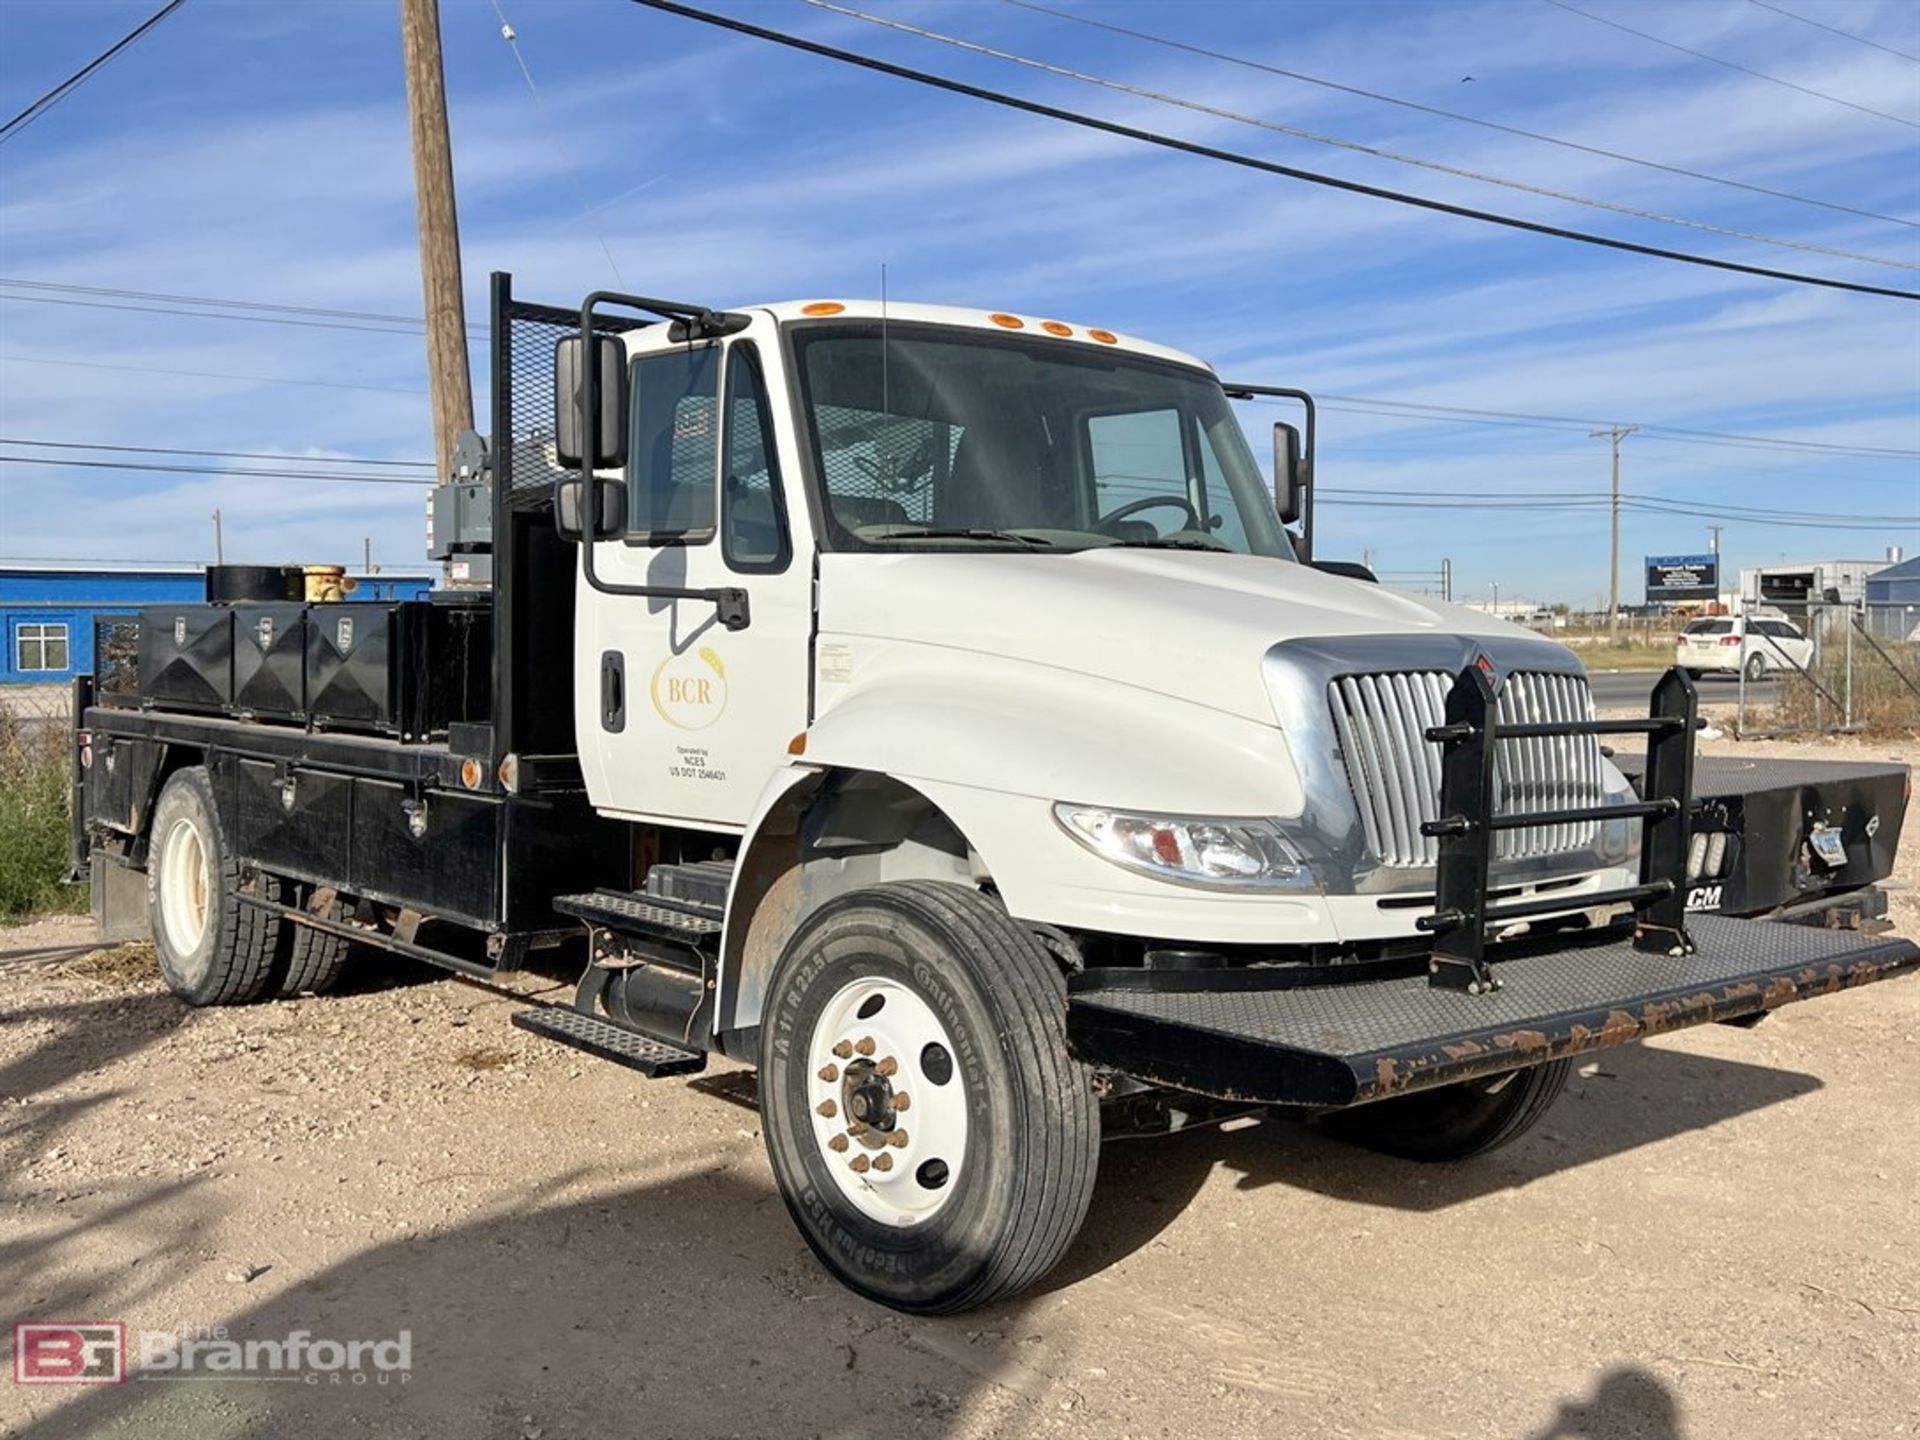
[{"xmin": 1418, "ymin": 661, "xmax": 1698, "ymax": 994}]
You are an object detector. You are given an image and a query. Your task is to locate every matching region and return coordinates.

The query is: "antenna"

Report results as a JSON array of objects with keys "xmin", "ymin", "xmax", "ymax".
[{"xmin": 880, "ymin": 260, "xmax": 890, "ymax": 420}]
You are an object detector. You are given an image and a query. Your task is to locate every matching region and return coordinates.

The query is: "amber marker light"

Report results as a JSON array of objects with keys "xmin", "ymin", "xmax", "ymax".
[
  {"xmin": 988, "ymin": 312, "xmax": 1025, "ymax": 329},
  {"xmin": 1041, "ymin": 321, "xmax": 1073, "ymax": 337},
  {"xmin": 460, "ymin": 758, "xmax": 483, "ymax": 790},
  {"xmin": 1087, "ymin": 328, "xmax": 1119, "ymax": 344},
  {"xmin": 801, "ymin": 302, "xmax": 845, "ymax": 316},
  {"xmin": 787, "ymin": 733, "xmax": 809, "ymax": 756}
]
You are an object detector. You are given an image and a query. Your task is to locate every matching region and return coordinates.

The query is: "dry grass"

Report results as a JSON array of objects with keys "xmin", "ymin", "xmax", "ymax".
[
  {"xmin": 0, "ymin": 712, "xmax": 84, "ymax": 919},
  {"xmin": 60, "ymin": 941, "xmax": 159, "ymax": 991},
  {"xmin": 1756, "ymin": 634, "xmax": 1920, "ymax": 738}
]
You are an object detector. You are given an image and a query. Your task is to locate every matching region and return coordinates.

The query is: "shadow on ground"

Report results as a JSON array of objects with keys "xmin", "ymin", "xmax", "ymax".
[{"xmin": 4, "ymin": 979, "xmax": 1802, "ymax": 1437}]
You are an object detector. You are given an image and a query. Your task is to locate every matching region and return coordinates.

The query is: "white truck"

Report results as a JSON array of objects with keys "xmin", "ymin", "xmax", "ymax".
[{"xmin": 74, "ymin": 275, "xmax": 1917, "ymax": 1314}]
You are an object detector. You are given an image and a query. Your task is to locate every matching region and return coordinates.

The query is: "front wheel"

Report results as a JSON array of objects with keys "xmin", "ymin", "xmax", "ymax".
[
  {"xmin": 1743, "ymin": 652, "xmax": 1768, "ymax": 683},
  {"xmin": 1316, "ymin": 1059, "xmax": 1572, "ymax": 1161},
  {"xmin": 759, "ymin": 882, "xmax": 1099, "ymax": 1314}
]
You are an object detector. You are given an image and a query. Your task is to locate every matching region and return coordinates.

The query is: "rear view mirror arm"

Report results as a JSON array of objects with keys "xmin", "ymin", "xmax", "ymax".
[{"xmin": 1223, "ymin": 383, "xmax": 1315, "ymax": 562}]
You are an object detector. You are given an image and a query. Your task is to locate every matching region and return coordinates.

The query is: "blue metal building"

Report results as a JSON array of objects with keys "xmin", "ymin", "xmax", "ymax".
[
  {"xmin": 0, "ymin": 563, "xmax": 435, "ymax": 685},
  {"xmin": 1864, "ymin": 554, "xmax": 1920, "ymax": 606}
]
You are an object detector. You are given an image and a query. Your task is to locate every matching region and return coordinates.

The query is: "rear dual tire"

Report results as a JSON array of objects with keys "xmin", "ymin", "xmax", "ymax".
[{"xmin": 148, "ymin": 767, "xmax": 350, "ymax": 1006}]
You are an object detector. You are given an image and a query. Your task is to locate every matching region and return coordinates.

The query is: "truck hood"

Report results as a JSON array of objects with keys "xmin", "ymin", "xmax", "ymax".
[{"xmin": 816, "ymin": 549, "xmax": 1570, "ymax": 723}]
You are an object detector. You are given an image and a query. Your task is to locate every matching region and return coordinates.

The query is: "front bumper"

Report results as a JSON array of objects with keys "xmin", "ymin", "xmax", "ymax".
[{"xmin": 1067, "ymin": 913, "xmax": 1917, "ymax": 1108}]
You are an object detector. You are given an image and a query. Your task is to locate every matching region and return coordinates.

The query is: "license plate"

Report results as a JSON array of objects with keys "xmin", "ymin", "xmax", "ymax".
[{"xmin": 1809, "ymin": 825, "xmax": 1848, "ymax": 867}]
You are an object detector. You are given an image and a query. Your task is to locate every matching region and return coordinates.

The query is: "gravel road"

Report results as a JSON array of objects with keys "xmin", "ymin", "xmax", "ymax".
[{"xmin": 4, "ymin": 734, "xmax": 1916, "ymax": 1440}]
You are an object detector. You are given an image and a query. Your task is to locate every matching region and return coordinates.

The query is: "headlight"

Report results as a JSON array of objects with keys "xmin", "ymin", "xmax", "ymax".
[{"xmin": 1052, "ymin": 804, "xmax": 1319, "ymax": 892}]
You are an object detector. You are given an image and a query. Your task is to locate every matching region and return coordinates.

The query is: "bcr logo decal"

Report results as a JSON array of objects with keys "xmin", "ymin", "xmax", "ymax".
[
  {"xmin": 651, "ymin": 646, "xmax": 729, "ymax": 731},
  {"xmin": 13, "ymin": 1322, "xmax": 126, "ymax": 1385}
]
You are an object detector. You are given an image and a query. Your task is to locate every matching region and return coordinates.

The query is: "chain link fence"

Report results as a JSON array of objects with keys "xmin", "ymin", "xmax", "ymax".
[{"xmin": 1734, "ymin": 601, "xmax": 1920, "ymax": 737}]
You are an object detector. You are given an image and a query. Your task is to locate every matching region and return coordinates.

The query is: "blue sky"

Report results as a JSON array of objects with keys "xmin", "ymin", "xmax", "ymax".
[{"xmin": 1, "ymin": 0, "xmax": 1916, "ymax": 606}]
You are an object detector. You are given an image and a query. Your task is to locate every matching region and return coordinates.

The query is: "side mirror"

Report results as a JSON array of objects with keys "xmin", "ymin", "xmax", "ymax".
[
  {"xmin": 554, "ymin": 333, "xmax": 628, "ymax": 470},
  {"xmin": 555, "ymin": 475, "xmax": 627, "ymax": 543},
  {"xmin": 1273, "ymin": 422, "xmax": 1304, "ymax": 524}
]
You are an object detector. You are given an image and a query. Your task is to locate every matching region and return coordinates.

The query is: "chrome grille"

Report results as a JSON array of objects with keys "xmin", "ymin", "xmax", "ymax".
[{"xmin": 1329, "ymin": 670, "xmax": 1604, "ymax": 867}]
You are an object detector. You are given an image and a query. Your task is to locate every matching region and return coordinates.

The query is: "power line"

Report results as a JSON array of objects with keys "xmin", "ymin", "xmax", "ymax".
[
  {"xmin": 0, "ymin": 0, "xmax": 190, "ymax": 146},
  {"xmin": 0, "ymin": 292, "xmax": 448, "ymax": 338},
  {"xmin": 629, "ymin": 0, "xmax": 1919, "ymax": 300},
  {"xmin": 0, "ymin": 352, "xmax": 427, "ymax": 397},
  {"xmin": 1543, "ymin": 0, "xmax": 1920, "ymax": 130},
  {"xmin": 1257, "ymin": 395, "xmax": 1920, "ymax": 458},
  {"xmin": 0, "ymin": 456, "xmax": 434, "ymax": 487},
  {"xmin": 1743, "ymin": 0, "xmax": 1920, "ymax": 66},
  {"xmin": 1002, "ymin": 0, "xmax": 1917, "ymax": 230},
  {"xmin": 0, "ymin": 277, "xmax": 451, "ymax": 328},
  {"xmin": 1, "ymin": 437, "xmax": 434, "ymax": 468},
  {"xmin": 808, "ymin": 0, "xmax": 1917, "ymax": 271}
]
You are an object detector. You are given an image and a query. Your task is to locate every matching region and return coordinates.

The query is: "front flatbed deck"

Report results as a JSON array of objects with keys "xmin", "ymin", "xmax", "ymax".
[{"xmin": 1067, "ymin": 914, "xmax": 1918, "ymax": 1108}]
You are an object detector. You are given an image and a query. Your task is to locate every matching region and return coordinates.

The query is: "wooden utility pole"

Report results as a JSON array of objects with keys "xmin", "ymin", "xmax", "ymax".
[
  {"xmin": 1591, "ymin": 425, "xmax": 1637, "ymax": 636},
  {"xmin": 400, "ymin": 0, "xmax": 472, "ymax": 483}
]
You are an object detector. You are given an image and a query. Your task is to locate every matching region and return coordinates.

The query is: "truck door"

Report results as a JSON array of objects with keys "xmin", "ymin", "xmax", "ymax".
[{"xmin": 577, "ymin": 329, "xmax": 812, "ymax": 828}]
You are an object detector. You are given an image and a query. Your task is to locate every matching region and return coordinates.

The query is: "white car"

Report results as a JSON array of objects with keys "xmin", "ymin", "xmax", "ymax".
[{"xmin": 1677, "ymin": 615, "xmax": 1813, "ymax": 681}]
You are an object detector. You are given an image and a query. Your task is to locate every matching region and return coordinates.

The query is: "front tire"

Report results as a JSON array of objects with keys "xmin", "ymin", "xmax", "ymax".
[
  {"xmin": 147, "ymin": 766, "xmax": 280, "ymax": 1006},
  {"xmin": 759, "ymin": 881, "xmax": 1099, "ymax": 1314},
  {"xmin": 1744, "ymin": 652, "xmax": 1768, "ymax": 683},
  {"xmin": 1317, "ymin": 1059, "xmax": 1572, "ymax": 1161}
]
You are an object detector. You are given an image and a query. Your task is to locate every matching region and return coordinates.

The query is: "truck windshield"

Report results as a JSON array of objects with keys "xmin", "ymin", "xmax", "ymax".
[{"xmin": 790, "ymin": 322, "xmax": 1296, "ymax": 558}]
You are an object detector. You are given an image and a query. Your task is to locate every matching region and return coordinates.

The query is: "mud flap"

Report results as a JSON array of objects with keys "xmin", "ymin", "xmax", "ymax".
[{"xmin": 1066, "ymin": 914, "xmax": 1918, "ymax": 1108}]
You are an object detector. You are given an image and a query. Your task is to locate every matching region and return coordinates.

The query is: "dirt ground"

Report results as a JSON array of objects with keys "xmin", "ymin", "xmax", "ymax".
[{"xmin": 3, "ymin": 733, "xmax": 1917, "ymax": 1440}]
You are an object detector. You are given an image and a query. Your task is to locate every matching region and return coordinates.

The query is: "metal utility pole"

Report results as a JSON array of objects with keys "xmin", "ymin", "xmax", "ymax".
[
  {"xmin": 1708, "ymin": 524, "xmax": 1722, "ymax": 555},
  {"xmin": 400, "ymin": 0, "xmax": 472, "ymax": 483},
  {"xmin": 1442, "ymin": 557, "xmax": 1452, "ymax": 602},
  {"xmin": 211, "ymin": 509, "xmax": 223, "ymax": 565},
  {"xmin": 1590, "ymin": 425, "xmax": 1637, "ymax": 636}
]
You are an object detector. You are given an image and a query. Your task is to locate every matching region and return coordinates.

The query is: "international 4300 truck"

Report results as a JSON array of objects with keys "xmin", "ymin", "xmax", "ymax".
[{"xmin": 73, "ymin": 275, "xmax": 1916, "ymax": 1313}]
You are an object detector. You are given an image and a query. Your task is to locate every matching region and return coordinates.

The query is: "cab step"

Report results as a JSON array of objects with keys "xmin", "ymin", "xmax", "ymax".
[
  {"xmin": 510, "ymin": 1006, "xmax": 706, "ymax": 1077},
  {"xmin": 553, "ymin": 889, "xmax": 722, "ymax": 946}
]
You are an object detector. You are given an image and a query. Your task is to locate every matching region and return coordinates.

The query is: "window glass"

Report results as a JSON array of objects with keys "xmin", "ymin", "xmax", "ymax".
[
  {"xmin": 627, "ymin": 346, "xmax": 719, "ymax": 544},
  {"xmin": 1683, "ymin": 619, "xmax": 1730, "ymax": 635},
  {"xmin": 722, "ymin": 346, "xmax": 789, "ymax": 569},
  {"xmin": 791, "ymin": 323, "xmax": 1292, "ymax": 556},
  {"xmin": 16, "ymin": 622, "xmax": 69, "ymax": 671}
]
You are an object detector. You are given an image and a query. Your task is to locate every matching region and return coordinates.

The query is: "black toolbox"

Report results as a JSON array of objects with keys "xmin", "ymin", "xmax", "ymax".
[{"xmin": 306, "ymin": 599, "xmax": 489, "ymax": 740}]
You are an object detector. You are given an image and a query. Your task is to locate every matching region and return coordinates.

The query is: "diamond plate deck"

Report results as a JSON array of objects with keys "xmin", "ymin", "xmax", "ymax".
[
  {"xmin": 554, "ymin": 889, "xmax": 722, "ymax": 938},
  {"xmin": 509, "ymin": 1007, "xmax": 706, "ymax": 1077},
  {"xmin": 1067, "ymin": 914, "xmax": 1917, "ymax": 1108}
]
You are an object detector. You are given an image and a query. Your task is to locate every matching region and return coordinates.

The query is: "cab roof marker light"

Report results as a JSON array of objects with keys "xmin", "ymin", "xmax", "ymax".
[
  {"xmin": 988, "ymin": 312, "xmax": 1025, "ymax": 329},
  {"xmin": 802, "ymin": 301, "xmax": 846, "ymax": 316},
  {"xmin": 1041, "ymin": 320, "xmax": 1073, "ymax": 337},
  {"xmin": 1087, "ymin": 328, "xmax": 1119, "ymax": 344}
]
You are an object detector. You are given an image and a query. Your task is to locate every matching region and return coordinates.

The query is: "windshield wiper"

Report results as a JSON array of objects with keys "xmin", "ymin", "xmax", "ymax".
[
  {"xmin": 869, "ymin": 527, "xmax": 1055, "ymax": 547},
  {"xmin": 1106, "ymin": 537, "xmax": 1226, "ymax": 551}
]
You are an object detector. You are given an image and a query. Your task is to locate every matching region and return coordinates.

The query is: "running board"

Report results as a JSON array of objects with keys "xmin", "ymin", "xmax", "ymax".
[
  {"xmin": 1067, "ymin": 913, "xmax": 1917, "ymax": 1109},
  {"xmin": 510, "ymin": 1007, "xmax": 706, "ymax": 1078}
]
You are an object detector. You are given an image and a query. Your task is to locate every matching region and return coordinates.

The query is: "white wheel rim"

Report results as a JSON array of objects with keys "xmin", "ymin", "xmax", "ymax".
[
  {"xmin": 159, "ymin": 815, "xmax": 211, "ymax": 956},
  {"xmin": 805, "ymin": 976, "xmax": 969, "ymax": 1227}
]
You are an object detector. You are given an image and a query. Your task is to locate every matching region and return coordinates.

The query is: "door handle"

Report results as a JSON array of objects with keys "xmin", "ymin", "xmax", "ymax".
[{"xmin": 601, "ymin": 650, "xmax": 626, "ymax": 733}]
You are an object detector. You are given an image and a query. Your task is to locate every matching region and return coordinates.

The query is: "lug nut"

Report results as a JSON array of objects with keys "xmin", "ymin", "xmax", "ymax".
[
  {"xmin": 816, "ymin": 1099, "xmax": 837, "ymax": 1118},
  {"xmin": 850, "ymin": 1154, "xmax": 870, "ymax": 1174},
  {"xmin": 888, "ymin": 1128, "xmax": 910, "ymax": 1148},
  {"xmin": 889, "ymin": 1093, "xmax": 911, "ymax": 1113},
  {"xmin": 874, "ymin": 1056, "xmax": 899, "ymax": 1077},
  {"xmin": 832, "ymin": 1040, "xmax": 853, "ymax": 1059},
  {"xmin": 818, "ymin": 1063, "xmax": 839, "ymax": 1082},
  {"xmin": 854, "ymin": 1036, "xmax": 876, "ymax": 1056},
  {"xmin": 828, "ymin": 1134, "xmax": 849, "ymax": 1153},
  {"xmin": 872, "ymin": 1153, "xmax": 893, "ymax": 1173},
  {"xmin": 847, "ymin": 1120, "xmax": 869, "ymax": 1137}
]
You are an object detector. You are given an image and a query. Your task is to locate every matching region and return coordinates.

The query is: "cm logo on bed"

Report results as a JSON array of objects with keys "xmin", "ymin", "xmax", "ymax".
[{"xmin": 651, "ymin": 646, "xmax": 729, "ymax": 730}]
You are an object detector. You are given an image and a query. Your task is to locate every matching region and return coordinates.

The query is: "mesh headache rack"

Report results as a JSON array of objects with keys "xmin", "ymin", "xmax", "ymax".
[{"xmin": 1417, "ymin": 660, "xmax": 1698, "ymax": 994}]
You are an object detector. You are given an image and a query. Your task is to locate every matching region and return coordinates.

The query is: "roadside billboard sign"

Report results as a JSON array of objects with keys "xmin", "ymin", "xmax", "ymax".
[{"xmin": 1646, "ymin": 553, "xmax": 1719, "ymax": 602}]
